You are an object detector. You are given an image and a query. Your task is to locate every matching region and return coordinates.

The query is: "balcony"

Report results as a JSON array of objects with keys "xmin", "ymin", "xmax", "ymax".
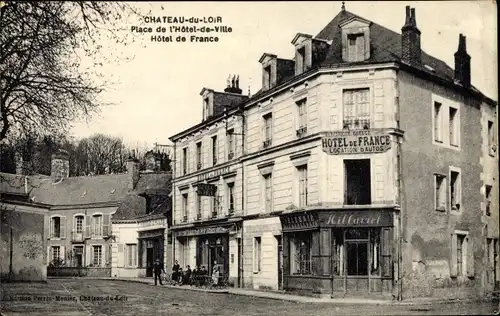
[
  {"xmin": 228, "ymin": 152, "xmax": 234, "ymax": 160},
  {"xmin": 263, "ymin": 139, "xmax": 272, "ymax": 149},
  {"xmin": 296, "ymin": 126, "xmax": 308, "ymax": 138},
  {"xmin": 71, "ymin": 231, "xmax": 84, "ymax": 243}
]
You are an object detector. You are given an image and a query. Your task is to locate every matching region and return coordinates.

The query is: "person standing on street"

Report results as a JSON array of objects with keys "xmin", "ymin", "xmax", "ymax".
[{"xmin": 153, "ymin": 258, "xmax": 165, "ymax": 286}]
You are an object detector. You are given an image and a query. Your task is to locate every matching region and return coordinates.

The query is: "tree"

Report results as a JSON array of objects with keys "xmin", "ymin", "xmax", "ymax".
[
  {"xmin": 76, "ymin": 133, "xmax": 127, "ymax": 175},
  {"xmin": 0, "ymin": 1, "xmax": 142, "ymax": 142}
]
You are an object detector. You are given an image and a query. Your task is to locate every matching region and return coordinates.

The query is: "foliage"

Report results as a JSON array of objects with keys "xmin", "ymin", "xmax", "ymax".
[
  {"xmin": 48, "ymin": 257, "xmax": 65, "ymax": 267},
  {"xmin": 18, "ymin": 234, "xmax": 43, "ymax": 260},
  {"xmin": 0, "ymin": 1, "xmax": 142, "ymax": 142}
]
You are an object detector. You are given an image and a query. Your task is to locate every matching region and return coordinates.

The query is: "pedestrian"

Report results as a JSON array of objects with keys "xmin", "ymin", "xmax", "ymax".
[
  {"xmin": 172, "ymin": 260, "xmax": 180, "ymax": 284},
  {"xmin": 153, "ymin": 258, "xmax": 165, "ymax": 286}
]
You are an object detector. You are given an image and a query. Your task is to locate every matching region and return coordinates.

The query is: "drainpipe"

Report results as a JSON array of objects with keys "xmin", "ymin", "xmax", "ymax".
[
  {"xmin": 172, "ymin": 142, "xmax": 176, "ymax": 269},
  {"xmin": 240, "ymin": 104, "xmax": 246, "ymax": 288},
  {"xmin": 395, "ymin": 73, "xmax": 405, "ymax": 301}
]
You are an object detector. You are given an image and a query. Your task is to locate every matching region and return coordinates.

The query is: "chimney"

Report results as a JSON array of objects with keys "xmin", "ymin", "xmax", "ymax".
[
  {"xmin": 126, "ymin": 153, "xmax": 140, "ymax": 190},
  {"xmin": 454, "ymin": 34, "xmax": 471, "ymax": 87},
  {"xmin": 401, "ymin": 6, "xmax": 421, "ymax": 66},
  {"xmin": 224, "ymin": 74, "xmax": 242, "ymax": 94},
  {"xmin": 51, "ymin": 149, "xmax": 70, "ymax": 181}
]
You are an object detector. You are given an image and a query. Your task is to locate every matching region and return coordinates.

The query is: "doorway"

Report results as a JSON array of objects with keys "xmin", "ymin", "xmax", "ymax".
[
  {"xmin": 276, "ymin": 235, "xmax": 283, "ymax": 290},
  {"xmin": 73, "ymin": 246, "xmax": 83, "ymax": 267},
  {"xmin": 146, "ymin": 248, "xmax": 154, "ymax": 277},
  {"xmin": 344, "ymin": 228, "xmax": 370, "ymax": 293}
]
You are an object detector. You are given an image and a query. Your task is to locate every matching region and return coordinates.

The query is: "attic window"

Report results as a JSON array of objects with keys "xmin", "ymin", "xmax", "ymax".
[
  {"xmin": 264, "ymin": 65, "xmax": 272, "ymax": 90},
  {"xmin": 204, "ymin": 97, "xmax": 211, "ymax": 119},
  {"xmin": 347, "ymin": 34, "xmax": 365, "ymax": 62},
  {"xmin": 297, "ymin": 46, "xmax": 307, "ymax": 73}
]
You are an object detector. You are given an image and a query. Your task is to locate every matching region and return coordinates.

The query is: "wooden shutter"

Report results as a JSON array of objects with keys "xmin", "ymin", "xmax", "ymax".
[
  {"xmin": 466, "ymin": 236, "xmax": 475, "ymax": 277},
  {"xmin": 49, "ymin": 218, "xmax": 53, "ymax": 239},
  {"xmin": 282, "ymin": 234, "xmax": 289, "ymax": 276},
  {"xmin": 450, "ymin": 234, "xmax": 458, "ymax": 277},
  {"xmin": 103, "ymin": 214, "xmax": 110, "ymax": 236},
  {"xmin": 60, "ymin": 216, "xmax": 66, "ymax": 239},
  {"xmin": 86, "ymin": 245, "xmax": 91, "ymax": 267},
  {"xmin": 47, "ymin": 246, "xmax": 52, "ymax": 265},
  {"xmin": 85, "ymin": 215, "xmax": 91, "ymax": 238},
  {"xmin": 60, "ymin": 246, "xmax": 65, "ymax": 262},
  {"xmin": 382, "ymin": 228, "xmax": 393, "ymax": 277}
]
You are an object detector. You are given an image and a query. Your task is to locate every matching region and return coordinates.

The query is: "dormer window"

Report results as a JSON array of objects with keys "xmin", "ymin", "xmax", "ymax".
[
  {"xmin": 292, "ymin": 33, "xmax": 313, "ymax": 76},
  {"xmin": 340, "ymin": 17, "xmax": 371, "ymax": 63},
  {"xmin": 264, "ymin": 65, "xmax": 272, "ymax": 90},
  {"xmin": 200, "ymin": 88, "xmax": 214, "ymax": 121},
  {"xmin": 297, "ymin": 46, "xmax": 306, "ymax": 73},
  {"xmin": 259, "ymin": 53, "xmax": 277, "ymax": 91}
]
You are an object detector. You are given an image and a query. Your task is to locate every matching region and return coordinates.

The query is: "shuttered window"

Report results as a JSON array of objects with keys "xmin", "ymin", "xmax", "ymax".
[{"xmin": 343, "ymin": 89, "xmax": 370, "ymax": 130}]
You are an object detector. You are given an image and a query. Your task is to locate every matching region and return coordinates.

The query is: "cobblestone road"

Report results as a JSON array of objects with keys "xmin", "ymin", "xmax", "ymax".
[{"xmin": 1, "ymin": 280, "xmax": 498, "ymax": 316}]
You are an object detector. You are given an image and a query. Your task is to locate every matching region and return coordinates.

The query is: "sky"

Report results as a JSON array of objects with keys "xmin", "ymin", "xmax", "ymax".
[{"xmin": 70, "ymin": 1, "xmax": 498, "ymax": 149}]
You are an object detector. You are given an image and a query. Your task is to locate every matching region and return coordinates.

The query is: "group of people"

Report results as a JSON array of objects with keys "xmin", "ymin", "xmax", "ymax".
[{"xmin": 171, "ymin": 260, "xmax": 223, "ymax": 287}]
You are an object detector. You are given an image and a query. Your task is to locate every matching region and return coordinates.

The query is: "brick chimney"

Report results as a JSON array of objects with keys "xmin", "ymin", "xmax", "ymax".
[
  {"xmin": 401, "ymin": 6, "xmax": 421, "ymax": 66},
  {"xmin": 224, "ymin": 74, "xmax": 242, "ymax": 94},
  {"xmin": 51, "ymin": 149, "xmax": 70, "ymax": 181},
  {"xmin": 454, "ymin": 34, "xmax": 471, "ymax": 87},
  {"xmin": 126, "ymin": 150, "xmax": 140, "ymax": 190}
]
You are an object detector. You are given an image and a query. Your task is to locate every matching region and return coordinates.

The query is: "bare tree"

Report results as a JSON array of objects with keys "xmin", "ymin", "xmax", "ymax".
[
  {"xmin": 0, "ymin": 1, "xmax": 143, "ymax": 142},
  {"xmin": 77, "ymin": 133, "xmax": 127, "ymax": 175}
]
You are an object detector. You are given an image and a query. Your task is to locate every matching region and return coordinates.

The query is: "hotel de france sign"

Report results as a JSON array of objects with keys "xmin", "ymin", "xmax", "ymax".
[{"xmin": 322, "ymin": 129, "xmax": 391, "ymax": 155}]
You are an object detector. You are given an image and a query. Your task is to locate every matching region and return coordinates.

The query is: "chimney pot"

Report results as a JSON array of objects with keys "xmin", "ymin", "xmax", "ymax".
[
  {"xmin": 404, "ymin": 6, "xmax": 412, "ymax": 27},
  {"xmin": 454, "ymin": 33, "xmax": 471, "ymax": 87},
  {"xmin": 401, "ymin": 6, "xmax": 421, "ymax": 65},
  {"xmin": 410, "ymin": 8, "xmax": 417, "ymax": 27}
]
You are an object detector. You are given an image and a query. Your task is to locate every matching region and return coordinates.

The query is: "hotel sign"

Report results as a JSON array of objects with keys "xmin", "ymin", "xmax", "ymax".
[
  {"xmin": 319, "ymin": 211, "xmax": 392, "ymax": 227},
  {"xmin": 322, "ymin": 130, "xmax": 391, "ymax": 155},
  {"xmin": 197, "ymin": 166, "xmax": 231, "ymax": 182},
  {"xmin": 175, "ymin": 226, "xmax": 228, "ymax": 237}
]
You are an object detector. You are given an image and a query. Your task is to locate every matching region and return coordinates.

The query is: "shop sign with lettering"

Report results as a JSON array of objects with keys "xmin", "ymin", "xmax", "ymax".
[
  {"xmin": 197, "ymin": 166, "xmax": 231, "ymax": 182},
  {"xmin": 319, "ymin": 211, "xmax": 392, "ymax": 227},
  {"xmin": 281, "ymin": 213, "xmax": 318, "ymax": 232},
  {"xmin": 176, "ymin": 226, "xmax": 228, "ymax": 237},
  {"xmin": 138, "ymin": 228, "xmax": 165, "ymax": 239},
  {"xmin": 138, "ymin": 218, "xmax": 167, "ymax": 227},
  {"xmin": 322, "ymin": 129, "xmax": 391, "ymax": 155}
]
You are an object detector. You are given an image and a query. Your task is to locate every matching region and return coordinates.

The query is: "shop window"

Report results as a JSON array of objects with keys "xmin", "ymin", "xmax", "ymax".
[
  {"xmin": 370, "ymin": 229, "xmax": 381, "ymax": 275},
  {"xmin": 332, "ymin": 230, "xmax": 344, "ymax": 276},
  {"xmin": 290, "ymin": 232, "xmax": 312, "ymax": 275},
  {"xmin": 344, "ymin": 159, "xmax": 371, "ymax": 205}
]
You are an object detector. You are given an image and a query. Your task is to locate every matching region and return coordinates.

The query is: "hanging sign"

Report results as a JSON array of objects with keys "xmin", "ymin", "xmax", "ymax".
[
  {"xmin": 197, "ymin": 183, "xmax": 217, "ymax": 196},
  {"xmin": 322, "ymin": 129, "xmax": 391, "ymax": 155}
]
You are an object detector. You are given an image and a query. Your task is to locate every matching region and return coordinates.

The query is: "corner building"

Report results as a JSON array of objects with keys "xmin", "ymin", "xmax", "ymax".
[{"xmin": 169, "ymin": 5, "xmax": 498, "ymax": 300}]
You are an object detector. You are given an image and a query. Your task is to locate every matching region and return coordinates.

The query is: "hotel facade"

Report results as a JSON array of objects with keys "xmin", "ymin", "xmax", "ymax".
[{"xmin": 169, "ymin": 5, "xmax": 499, "ymax": 300}]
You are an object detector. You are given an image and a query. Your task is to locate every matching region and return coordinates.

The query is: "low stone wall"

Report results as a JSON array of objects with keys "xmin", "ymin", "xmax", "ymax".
[{"xmin": 47, "ymin": 267, "xmax": 111, "ymax": 278}]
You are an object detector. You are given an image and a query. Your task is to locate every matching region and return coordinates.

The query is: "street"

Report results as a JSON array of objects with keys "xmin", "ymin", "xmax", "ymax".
[{"xmin": 0, "ymin": 280, "xmax": 498, "ymax": 316}]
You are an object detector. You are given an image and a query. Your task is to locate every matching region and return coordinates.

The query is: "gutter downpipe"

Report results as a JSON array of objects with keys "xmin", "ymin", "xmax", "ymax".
[
  {"xmin": 396, "ymin": 72, "xmax": 404, "ymax": 301},
  {"xmin": 240, "ymin": 103, "xmax": 246, "ymax": 288},
  {"xmin": 171, "ymin": 142, "xmax": 177, "ymax": 270}
]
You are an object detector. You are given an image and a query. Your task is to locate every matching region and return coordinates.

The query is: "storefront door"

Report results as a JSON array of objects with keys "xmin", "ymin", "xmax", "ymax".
[
  {"xmin": 146, "ymin": 248, "xmax": 154, "ymax": 277},
  {"xmin": 344, "ymin": 229, "xmax": 370, "ymax": 293},
  {"xmin": 276, "ymin": 236, "xmax": 283, "ymax": 290}
]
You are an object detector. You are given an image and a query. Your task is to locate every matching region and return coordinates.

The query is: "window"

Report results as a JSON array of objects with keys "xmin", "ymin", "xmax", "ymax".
[
  {"xmin": 253, "ymin": 237, "xmax": 262, "ymax": 272},
  {"xmin": 52, "ymin": 246, "xmax": 61, "ymax": 262},
  {"xmin": 126, "ymin": 244, "xmax": 137, "ymax": 267},
  {"xmin": 456, "ymin": 234, "xmax": 466, "ymax": 276},
  {"xmin": 227, "ymin": 182, "xmax": 235, "ymax": 212},
  {"xmin": 197, "ymin": 193, "xmax": 202, "ymax": 219},
  {"xmin": 196, "ymin": 142, "xmax": 202, "ymax": 170},
  {"xmin": 227, "ymin": 129, "xmax": 235, "ymax": 160},
  {"xmin": 51, "ymin": 217, "xmax": 61, "ymax": 238},
  {"xmin": 485, "ymin": 185, "xmax": 492, "ymax": 216},
  {"xmin": 449, "ymin": 107, "xmax": 459, "ymax": 146},
  {"xmin": 263, "ymin": 113, "xmax": 273, "ymax": 147},
  {"xmin": 264, "ymin": 65, "xmax": 272, "ymax": 90},
  {"xmin": 296, "ymin": 98, "xmax": 308, "ymax": 137},
  {"xmin": 297, "ymin": 46, "xmax": 306, "ymax": 73},
  {"xmin": 75, "ymin": 216, "xmax": 84, "ymax": 234},
  {"xmin": 182, "ymin": 193, "xmax": 189, "ymax": 222},
  {"xmin": 92, "ymin": 245, "xmax": 102, "ymax": 266},
  {"xmin": 434, "ymin": 101, "xmax": 443, "ymax": 143},
  {"xmin": 211, "ymin": 135, "xmax": 218, "ymax": 165},
  {"xmin": 435, "ymin": 174, "xmax": 447, "ymax": 211},
  {"xmin": 450, "ymin": 170, "xmax": 461, "ymax": 211},
  {"xmin": 344, "ymin": 159, "xmax": 371, "ymax": 205},
  {"xmin": 182, "ymin": 147, "xmax": 188, "ymax": 175},
  {"xmin": 73, "ymin": 246, "xmax": 83, "ymax": 267},
  {"xmin": 92, "ymin": 214, "xmax": 103, "ymax": 237},
  {"xmin": 488, "ymin": 120, "xmax": 495, "ymax": 155},
  {"xmin": 343, "ymin": 89, "xmax": 370, "ymax": 130},
  {"xmin": 211, "ymin": 184, "xmax": 219, "ymax": 217},
  {"xmin": 263, "ymin": 173, "xmax": 273, "ymax": 212},
  {"xmin": 290, "ymin": 232, "xmax": 312, "ymax": 275},
  {"xmin": 297, "ymin": 165, "xmax": 308, "ymax": 207},
  {"xmin": 204, "ymin": 97, "xmax": 211, "ymax": 119},
  {"xmin": 347, "ymin": 33, "xmax": 365, "ymax": 62}
]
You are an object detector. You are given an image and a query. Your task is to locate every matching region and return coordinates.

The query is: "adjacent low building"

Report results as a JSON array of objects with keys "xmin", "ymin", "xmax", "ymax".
[{"xmin": 169, "ymin": 4, "xmax": 498, "ymax": 301}]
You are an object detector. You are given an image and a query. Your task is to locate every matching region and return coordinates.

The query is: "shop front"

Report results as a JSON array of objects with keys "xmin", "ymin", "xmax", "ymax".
[
  {"xmin": 138, "ymin": 228, "xmax": 165, "ymax": 277},
  {"xmin": 280, "ymin": 209, "xmax": 396, "ymax": 298}
]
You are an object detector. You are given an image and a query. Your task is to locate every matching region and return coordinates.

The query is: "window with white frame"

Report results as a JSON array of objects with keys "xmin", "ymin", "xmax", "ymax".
[
  {"xmin": 196, "ymin": 142, "xmax": 202, "ymax": 170},
  {"xmin": 263, "ymin": 113, "xmax": 273, "ymax": 147},
  {"xmin": 434, "ymin": 174, "xmax": 447, "ymax": 211},
  {"xmin": 347, "ymin": 33, "xmax": 366, "ymax": 62},
  {"xmin": 449, "ymin": 106, "xmax": 459, "ymax": 146},
  {"xmin": 485, "ymin": 185, "xmax": 492, "ymax": 216},
  {"xmin": 182, "ymin": 193, "xmax": 189, "ymax": 222},
  {"xmin": 182, "ymin": 147, "xmax": 188, "ymax": 175},
  {"xmin": 211, "ymin": 135, "xmax": 218, "ymax": 165},
  {"xmin": 296, "ymin": 98, "xmax": 307, "ymax": 133},
  {"xmin": 264, "ymin": 65, "xmax": 272, "ymax": 90},
  {"xmin": 52, "ymin": 246, "xmax": 61, "ymax": 262},
  {"xmin": 75, "ymin": 215, "xmax": 84, "ymax": 234},
  {"xmin": 253, "ymin": 237, "xmax": 262, "ymax": 272},
  {"xmin": 227, "ymin": 182, "xmax": 235, "ymax": 212},
  {"xmin": 450, "ymin": 170, "xmax": 461, "ymax": 211},
  {"xmin": 343, "ymin": 88, "xmax": 370, "ymax": 130},
  {"xmin": 51, "ymin": 217, "xmax": 61, "ymax": 238},
  {"xmin": 290, "ymin": 232, "xmax": 312, "ymax": 275},
  {"xmin": 297, "ymin": 165, "xmax": 308, "ymax": 208},
  {"xmin": 434, "ymin": 101, "xmax": 443, "ymax": 143},
  {"xmin": 227, "ymin": 129, "xmax": 235, "ymax": 159},
  {"xmin": 297, "ymin": 46, "xmax": 307, "ymax": 73},
  {"xmin": 211, "ymin": 184, "xmax": 219, "ymax": 217},
  {"xmin": 92, "ymin": 214, "xmax": 103, "ymax": 237},
  {"xmin": 126, "ymin": 244, "xmax": 137, "ymax": 267},
  {"xmin": 456, "ymin": 233, "xmax": 467, "ymax": 276},
  {"xmin": 263, "ymin": 173, "xmax": 273, "ymax": 212},
  {"xmin": 92, "ymin": 245, "xmax": 102, "ymax": 266}
]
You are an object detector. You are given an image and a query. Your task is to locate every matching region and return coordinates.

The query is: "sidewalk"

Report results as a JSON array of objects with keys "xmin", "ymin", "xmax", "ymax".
[{"xmin": 48, "ymin": 276, "xmax": 496, "ymax": 306}]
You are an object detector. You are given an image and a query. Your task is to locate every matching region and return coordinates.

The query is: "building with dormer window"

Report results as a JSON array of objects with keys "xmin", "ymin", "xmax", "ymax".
[{"xmin": 169, "ymin": 5, "xmax": 498, "ymax": 300}]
